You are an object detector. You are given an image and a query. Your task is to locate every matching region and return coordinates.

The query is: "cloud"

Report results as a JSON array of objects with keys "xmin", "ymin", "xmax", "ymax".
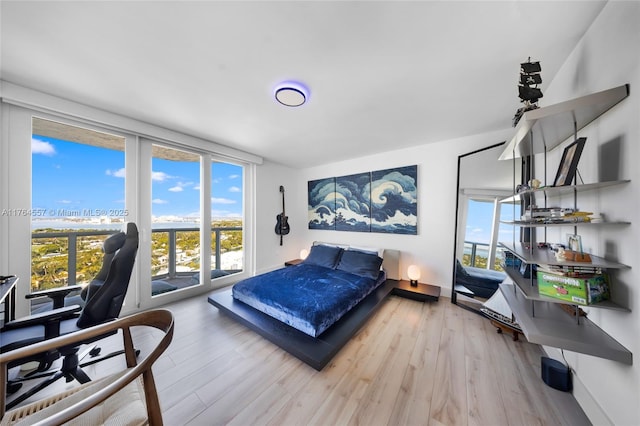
[
  {"xmin": 106, "ymin": 168, "xmax": 126, "ymax": 178},
  {"xmin": 229, "ymin": 186, "xmax": 241, "ymax": 193},
  {"xmin": 211, "ymin": 197, "xmax": 236, "ymax": 205},
  {"xmin": 152, "ymin": 171, "xmax": 173, "ymax": 182},
  {"xmin": 152, "ymin": 198, "xmax": 168, "ymax": 204},
  {"xmin": 229, "ymin": 174, "xmax": 240, "ymax": 179},
  {"xmin": 32, "ymin": 138, "xmax": 56, "ymax": 156},
  {"xmin": 168, "ymin": 181, "xmax": 193, "ymax": 192}
]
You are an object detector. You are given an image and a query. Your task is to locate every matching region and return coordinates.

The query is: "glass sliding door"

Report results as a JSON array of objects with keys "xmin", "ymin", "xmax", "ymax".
[
  {"xmin": 30, "ymin": 117, "xmax": 128, "ymax": 313},
  {"xmin": 150, "ymin": 144, "xmax": 202, "ymax": 296},
  {"xmin": 210, "ymin": 160, "xmax": 244, "ymax": 277},
  {"xmin": 148, "ymin": 147, "xmax": 247, "ymax": 296}
]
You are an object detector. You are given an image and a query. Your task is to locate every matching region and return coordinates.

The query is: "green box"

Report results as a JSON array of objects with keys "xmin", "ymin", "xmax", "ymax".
[{"xmin": 536, "ymin": 271, "xmax": 610, "ymax": 305}]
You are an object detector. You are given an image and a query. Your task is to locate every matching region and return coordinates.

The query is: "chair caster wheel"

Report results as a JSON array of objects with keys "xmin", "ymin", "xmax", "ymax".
[
  {"xmin": 7, "ymin": 382, "xmax": 23, "ymax": 394},
  {"xmin": 89, "ymin": 347, "xmax": 102, "ymax": 357}
]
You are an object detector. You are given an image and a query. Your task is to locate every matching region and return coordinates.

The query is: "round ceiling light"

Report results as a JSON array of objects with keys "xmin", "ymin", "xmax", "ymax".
[{"xmin": 274, "ymin": 81, "xmax": 309, "ymax": 107}]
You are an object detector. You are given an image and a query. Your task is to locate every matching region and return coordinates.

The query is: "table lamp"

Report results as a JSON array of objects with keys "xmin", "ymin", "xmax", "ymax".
[{"xmin": 407, "ymin": 265, "xmax": 420, "ymax": 287}]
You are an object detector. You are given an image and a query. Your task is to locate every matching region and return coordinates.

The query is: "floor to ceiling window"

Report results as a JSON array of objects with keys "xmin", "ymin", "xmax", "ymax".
[
  {"xmin": 461, "ymin": 197, "xmax": 515, "ymax": 271},
  {"xmin": 30, "ymin": 117, "xmax": 127, "ymax": 312},
  {"xmin": 2, "ymin": 98, "xmax": 255, "ymax": 318},
  {"xmin": 146, "ymin": 146, "xmax": 246, "ymax": 298},
  {"xmin": 149, "ymin": 144, "xmax": 202, "ymax": 296},
  {"xmin": 210, "ymin": 160, "xmax": 244, "ymax": 275}
]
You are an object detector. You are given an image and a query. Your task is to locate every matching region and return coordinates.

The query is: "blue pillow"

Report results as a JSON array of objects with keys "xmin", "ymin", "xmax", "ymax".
[
  {"xmin": 303, "ymin": 244, "xmax": 343, "ymax": 269},
  {"xmin": 336, "ymin": 249, "xmax": 383, "ymax": 280}
]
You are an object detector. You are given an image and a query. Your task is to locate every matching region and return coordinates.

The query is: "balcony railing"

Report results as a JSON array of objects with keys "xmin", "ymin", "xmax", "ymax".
[
  {"xmin": 463, "ymin": 240, "xmax": 505, "ymax": 271},
  {"xmin": 31, "ymin": 226, "xmax": 242, "ymax": 290}
]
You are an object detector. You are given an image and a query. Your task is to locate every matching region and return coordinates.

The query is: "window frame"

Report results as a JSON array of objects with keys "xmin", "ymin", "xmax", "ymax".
[{"xmin": 1, "ymin": 95, "xmax": 257, "ymax": 317}]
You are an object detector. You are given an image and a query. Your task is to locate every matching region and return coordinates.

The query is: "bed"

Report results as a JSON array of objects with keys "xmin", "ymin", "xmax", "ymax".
[{"xmin": 208, "ymin": 243, "xmax": 400, "ymax": 370}]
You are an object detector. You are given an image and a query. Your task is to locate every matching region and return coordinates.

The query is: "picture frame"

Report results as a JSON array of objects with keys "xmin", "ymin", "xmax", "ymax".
[
  {"xmin": 553, "ymin": 137, "xmax": 587, "ymax": 186},
  {"xmin": 567, "ymin": 234, "xmax": 583, "ymax": 252}
]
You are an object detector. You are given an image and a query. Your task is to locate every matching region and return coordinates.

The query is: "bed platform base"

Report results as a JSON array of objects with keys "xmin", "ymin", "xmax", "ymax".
[{"xmin": 207, "ymin": 279, "xmax": 396, "ymax": 371}]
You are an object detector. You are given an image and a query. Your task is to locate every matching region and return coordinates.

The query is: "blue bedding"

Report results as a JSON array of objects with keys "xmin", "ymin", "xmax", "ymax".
[{"xmin": 232, "ymin": 263, "xmax": 386, "ymax": 337}]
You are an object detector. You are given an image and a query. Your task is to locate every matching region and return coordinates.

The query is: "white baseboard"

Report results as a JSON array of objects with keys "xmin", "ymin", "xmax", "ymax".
[{"xmin": 541, "ymin": 346, "xmax": 613, "ymax": 426}]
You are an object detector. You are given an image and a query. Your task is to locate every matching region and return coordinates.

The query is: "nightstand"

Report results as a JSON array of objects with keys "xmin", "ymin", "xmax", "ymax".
[
  {"xmin": 284, "ymin": 259, "xmax": 303, "ymax": 267},
  {"xmin": 392, "ymin": 280, "xmax": 440, "ymax": 302}
]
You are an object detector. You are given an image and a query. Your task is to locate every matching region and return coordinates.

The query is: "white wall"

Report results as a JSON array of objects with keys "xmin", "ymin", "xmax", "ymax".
[
  {"xmin": 260, "ymin": 128, "xmax": 512, "ymax": 289},
  {"xmin": 253, "ymin": 160, "xmax": 306, "ymax": 273},
  {"xmin": 534, "ymin": 2, "xmax": 640, "ymax": 424}
]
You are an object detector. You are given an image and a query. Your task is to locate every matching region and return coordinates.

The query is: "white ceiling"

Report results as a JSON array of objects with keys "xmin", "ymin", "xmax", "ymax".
[{"xmin": 0, "ymin": 1, "xmax": 607, "ymax": 168}]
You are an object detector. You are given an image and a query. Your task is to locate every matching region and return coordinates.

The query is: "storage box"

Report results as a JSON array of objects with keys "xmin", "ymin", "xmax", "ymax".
[{"xmin": 536, "ymin": 271, "xmax": 609, "ymax": 305}]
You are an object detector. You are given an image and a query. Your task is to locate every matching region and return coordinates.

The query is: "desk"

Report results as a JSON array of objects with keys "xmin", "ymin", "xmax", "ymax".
[{"xmin": 1, "ymin": 276, "xmax": 18, "ymax": 325}]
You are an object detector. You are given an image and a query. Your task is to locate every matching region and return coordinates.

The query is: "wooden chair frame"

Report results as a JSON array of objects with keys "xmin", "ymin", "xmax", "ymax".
[{"xmin": 1, "ymin": 309, "xmax": 174, "ymax": 425}]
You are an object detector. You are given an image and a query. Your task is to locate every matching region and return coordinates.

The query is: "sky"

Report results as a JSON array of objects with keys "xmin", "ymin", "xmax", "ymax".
[
  {"xmin": 465, "ymin": 199, "xmax": 515, "ymax": 246},
  {"xmin": 31, "ymin": 135, "xmax": 243, "ymax": 222}
]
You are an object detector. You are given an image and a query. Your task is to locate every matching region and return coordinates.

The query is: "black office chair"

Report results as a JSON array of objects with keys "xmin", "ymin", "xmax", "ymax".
[
  {"xmin": 27, "ymin": 230, "xmax": 128, "ymax": 313},
  {"xmin": 0, "ymin": 222, "xmax": 139, "ymax": 410}
]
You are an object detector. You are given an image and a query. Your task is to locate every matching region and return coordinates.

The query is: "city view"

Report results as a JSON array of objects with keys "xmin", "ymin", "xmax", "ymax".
[{"xmin": 29, "ymin": 123, "xmax": 244, "ymax": 293}]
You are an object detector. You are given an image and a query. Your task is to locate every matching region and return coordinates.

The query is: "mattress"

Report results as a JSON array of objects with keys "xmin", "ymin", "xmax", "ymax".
[{"xmin": 232, "ymin": 263, "xmax": 386, "ymax": 337}]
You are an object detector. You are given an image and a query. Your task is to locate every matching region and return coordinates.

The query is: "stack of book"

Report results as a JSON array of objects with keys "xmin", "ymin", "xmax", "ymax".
[
  {"xmin": 521, "ymin": 207, "xmax": 595, "ymax": 224},
  {"xmin": 537, "ymin": 264, "xmax": 602, "ymax": 277}
]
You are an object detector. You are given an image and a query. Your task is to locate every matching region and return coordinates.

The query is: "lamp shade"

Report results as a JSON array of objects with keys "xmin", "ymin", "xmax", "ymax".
[
  {"xmin": 300, "ymin": 249, "xmax": 309, "ymax": 260},
  {"xmin": 407, "ymin": 265, "xmax": 421, "ymax": 282}
]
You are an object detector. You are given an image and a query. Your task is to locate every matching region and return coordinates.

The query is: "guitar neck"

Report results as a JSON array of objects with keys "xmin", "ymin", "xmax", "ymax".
[{"xmin": 280, "ymin": 186, "xmax": 286, "ymax": 216}]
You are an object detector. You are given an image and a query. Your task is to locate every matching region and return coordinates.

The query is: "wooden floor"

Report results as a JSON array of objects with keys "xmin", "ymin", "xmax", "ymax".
[{"xmin": 8, "ymin": 293, "xmax": 591, "ymax": 425}]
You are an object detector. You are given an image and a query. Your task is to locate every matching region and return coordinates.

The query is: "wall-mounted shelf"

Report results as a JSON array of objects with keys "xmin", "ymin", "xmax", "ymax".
[
  {"xmin": 500, "ymin": 220, "xmax": 630, "ymax": 228},
  {"xmin": 497, "ymin": 84, "xmax": 632, "ymax": 364},
  {"xmin": 500, "ymin": 283, "xmax": 632, "ymax": 364},
  {"xmin": 499, "ymin": 84, "xmax": 629, "ymax": 160},
  {"xmin": 500, "ymin": 180, "xmax": 631, "ymax": 204},
  {"xmin": 499, "ymin": 242, "xmax": 631, "ymax": 269},
  {"xmin": 503, "ymin": 266, "xmax": 629, "ymax": 312}
]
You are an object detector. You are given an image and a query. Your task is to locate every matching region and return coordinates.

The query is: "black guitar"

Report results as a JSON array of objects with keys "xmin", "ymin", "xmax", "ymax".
[{"xmin": 275, "ymin": 185, "xmax": 290, "ymax": 245}]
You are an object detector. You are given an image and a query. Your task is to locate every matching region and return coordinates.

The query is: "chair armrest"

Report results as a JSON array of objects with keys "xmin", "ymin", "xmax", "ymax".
[
  {"xmin": 2, "ymin": 305, "xmax": 82, "ymax": 330},
  {"xmin": 26, "ymin": 285, "xmax": 83, "ymax": 309},
  {"xmin": 26, "ymin": 285, "xmax": 83, "ymax": 299}
]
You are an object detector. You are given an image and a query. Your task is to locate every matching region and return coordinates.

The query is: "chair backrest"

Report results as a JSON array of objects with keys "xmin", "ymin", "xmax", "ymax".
[
  {"xmin": 81, "ymin": 230, "xmax": 128, "ymax": 301},
  {"xmin": 94, "ymin": 231, "xmax": 128, "ymax": 282},
  {"xmin": 76, "ymin": 223, "xmax": 139, "ymax": 328}
]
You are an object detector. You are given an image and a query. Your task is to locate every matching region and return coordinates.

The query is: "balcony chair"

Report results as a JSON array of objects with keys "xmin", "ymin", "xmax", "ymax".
[
  {"xmin": 0, "ymin": 222, "xmax": 139, "ymax": 410},
  {"xmin": 1, "ymin": 309, "xmax": 174, "ymax": 425}
]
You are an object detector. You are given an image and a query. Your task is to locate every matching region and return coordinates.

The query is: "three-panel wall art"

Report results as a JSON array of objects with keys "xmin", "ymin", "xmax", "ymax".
[{"xmin": 307, "ymin": 165, "xmax": 417, "ymax": 235}]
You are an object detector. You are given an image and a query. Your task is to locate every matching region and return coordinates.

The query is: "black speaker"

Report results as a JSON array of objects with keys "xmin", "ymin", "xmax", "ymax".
[{"xmin": 541, "ymin": 357, "xmax": 572, "ymax": 392}]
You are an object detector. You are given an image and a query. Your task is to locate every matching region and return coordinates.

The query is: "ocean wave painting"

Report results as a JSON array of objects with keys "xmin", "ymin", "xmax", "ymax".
[
  {"xmin": 307, "ymin": 165, "xmax": 417, "ymax": 235},
  {"xmin": 335, "ymin": 172, "xmax": 371, "ymax": 232},
  {"xmin": 308, "ymin": 178, "xmax": 336, "ymax": 229},
  {"xmin": 370, "ymin": 165, "xmax": 417, "ymax": 234}
]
